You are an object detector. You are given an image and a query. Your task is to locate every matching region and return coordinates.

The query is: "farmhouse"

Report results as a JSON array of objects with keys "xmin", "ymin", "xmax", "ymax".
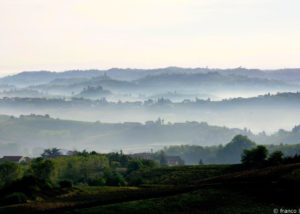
[{"xmin": 1, "ymin": 156, "xmax": 31, "ymax": 163}]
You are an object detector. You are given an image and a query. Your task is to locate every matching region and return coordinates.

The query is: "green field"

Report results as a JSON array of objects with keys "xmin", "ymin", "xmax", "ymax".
[{"xmin": 0, "ymin": 164, "xmax": 299, "ymax": 214}]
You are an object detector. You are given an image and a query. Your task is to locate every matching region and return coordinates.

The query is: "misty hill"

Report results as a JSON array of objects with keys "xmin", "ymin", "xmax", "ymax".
[
  {"xmin": 0, "ymin": 89, "xmax": 48, "ymax": 98},
  {"xmin": 0, "ymin": 115, "xmax": 254, "ymax": 156},
  {"xmin": 0, "ymin": 67, "xmax": 199, "ymax": 87},
  {"xmin": 220, "ymin": 68, "xmax": 300, "ymax": 83},
  {"xmin": 0, "ymin": 84, "xmax": 15, "ymax": 91},
  {"xmin": 0, "ymin": 92, "xmax": 300, "ymax": 132},
  {"xmin": 164, "ymin": 136, "xmax": 300, "ymax": 164},
  {"xmin": 76, "ymin": 86, "xmax": 111, "ymax": 99},
  {"xmin": 0, "ymin": 70, "xmax": 104, "ymax": 87},
  {"xmin": 1, "ymin": 67, "xmax": 300, "ymax": 103},
  {"xmin": 2, "ymin": 67, "xmax": 300, "ymax": 88},
  {"xmin": 135, "ymin": 72, "xmax": 291, "ymax": 90},
  {"xmin": 21, "ymin": 70, "xmax": 299, "ymax": 101},
  {"xmin": 31, "ymin": 75, "xmax": 135, "ymax": 96},
  {"xmin": 0, "ymin": 114, "xmax": 300, "ymax": 157},
  {"xmin": 0, "ymin": 67, "xmax": 169, "ymax": 87}
]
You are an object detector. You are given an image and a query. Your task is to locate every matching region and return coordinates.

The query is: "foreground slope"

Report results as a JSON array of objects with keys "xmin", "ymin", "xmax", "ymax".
[{"xmin": 0, "ymin": 163, "xmax": 299, "ymax": 214}]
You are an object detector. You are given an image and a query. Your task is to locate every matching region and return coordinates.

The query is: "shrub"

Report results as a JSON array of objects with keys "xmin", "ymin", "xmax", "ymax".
[
  {"xmin": 283, "ymin": 154, "xmax": 300, "ymax": 164},
  {"xmin": 128, "ymin": 175, "xmax": 144, "ymax": 186},
  {"xmin": 241, "ymin": 145, "xmax": 268, "ymax": 167},
  {"xmin": 1, "ymin": 192, "xmax": 27, "ymax": 205},
  {"xmin": 31, "ymin": 158, "xmax": 54, "ymax": 181},
  {"xmin": 1, "ymin": 175, "xmax": 53, "ymax": 199},
  {"xmin": 127, "ymin": 160, "xmax": 143, "ymax": 173},
  {"xmin": 0, "ymin": 162, "xmax": 21, "ymax": 187},
  {"xmin": 268, "ymin": 151, "xmax": 284, "ymax": 165},
  {"xmin": 105, "ymin": 171, "xmax": 126, "ymax": 186},
  {"xmin": 59, "ymin": 180, "xmax": 73, "ymax": 189},
  {"xmin": 87, "ymin": 177, "xmax": 106, "ymax": 186}
]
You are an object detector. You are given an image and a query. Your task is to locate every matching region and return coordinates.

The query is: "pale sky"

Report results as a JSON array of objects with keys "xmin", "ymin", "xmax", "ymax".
[{"xmin": 0, "ymin": 0, "xmax": 300, "ymax": 75}]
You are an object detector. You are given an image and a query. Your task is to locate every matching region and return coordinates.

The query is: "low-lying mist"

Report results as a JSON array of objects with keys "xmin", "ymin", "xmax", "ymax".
[{"xmin": 1, "ymin": 68, "xmax": 300, "ymax": 157}]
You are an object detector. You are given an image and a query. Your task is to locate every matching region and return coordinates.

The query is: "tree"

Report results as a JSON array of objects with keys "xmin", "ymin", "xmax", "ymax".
[
  {"xmin": 90, "ymin": 151, "xmax": 98, "ymax": 155},
  {"xmin": 141, "ymin": 159, "xmax": 157, "ymax": 168},
  {"xmin": 41, "ymin": 148, "xmax": 62, "ymax": 158},
  {"xmin": 241, "ymin": 145, "xmax": 268, "ymax": 167},
  {"xmin": 127, "ymin": 160, "xmax": 143, "ymax": 173},
  {"xmin": 0, "ymin": 162, "xmax": 21, "ymax": 187},
  {"xmin": 31, "ymin": 158, "xmax": 54, "ymax": 181},
  {"xmin": 159, "ymin": 151, "xmax": 168, "ymax": 166},
  {"xmin": 268, "ymin": 151, "xmax": 284, "ymax": 165},
  {"xmin": 198, "ymin": 159, "xmax": 204, "ymax": 165},
  {"xmin": 78, "ymin": 149, "xmax": 89, "ymax": 157},
  {"xmin": 107, "ymin": 152, "xmax": 130, "ymax": 167},
  {"xmin": 105, "ymin": 171, "xmax": 126, "ymax": 186},
  {"xmin": 218, "ymin": 135, "xmax": 256, "ymax": 164}
]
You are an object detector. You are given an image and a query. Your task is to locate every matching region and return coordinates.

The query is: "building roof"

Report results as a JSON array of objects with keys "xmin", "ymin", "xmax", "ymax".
[
  {"xmin": 1, "ymin": 156, "xmax": 30, "ymax": 163},
  {"xmin": 2, "ymin": 156, "xmax": 24, "ymax": 162},
  {"xmin": 166, "ymin": 156, "xmax": 184, "ymax": 163}
]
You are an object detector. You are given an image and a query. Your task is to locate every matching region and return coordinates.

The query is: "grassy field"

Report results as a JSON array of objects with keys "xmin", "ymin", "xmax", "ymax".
[
  {"xmin": 74, "ymin": 164, "xmax": 300, "ymax": 214},
  {"xmin": 127, "ymin": 164, "xmax": 236, "ymax": 185},
  {"xmin": 76, "ymin": 187, "xmax": 273, "ymax": 214},
  {"xmin": 0, "ymin": 164, "xmax": 299, "ymax": 214}
]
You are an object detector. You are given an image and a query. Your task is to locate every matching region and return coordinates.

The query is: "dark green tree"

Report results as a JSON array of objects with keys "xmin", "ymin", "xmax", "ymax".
[
  {"xmin": 141, "ymin": 159, "xmax": 157, "ymax": 168},
  {"xmin": 41, "ymin": 148, "xmax": 62, "ymax": 158},
  {"xmin": 241, "ymin": 145, "xmax": 268, "ymax": 167},
  {"xmin": 127, "ymin": 160, "xmax": 143, "ymax": 173},
  {"xmin": 159, "ymin": 151, "xmax": 168, "ymax": 166},
  {"xmin": 105, "ymin": 171, "xmax": 126, "ymax": 186},
  {"xmin": 0, "ymin": 162, "xmax": 21, "ymax": 187},
  {"xmin": 268, "ymin": 151, "xmax": 284, "ymax": 165},
  {"xmin": 31, "ymin": 158, "xmax": 54, "ymax": 181},
  {"xmin": 218, "ymin": 135, "xmax": 256, "ymax": 164},
  {"xmin": 198, "ymin": 159, "xmax": 204, "ymax": 165}
]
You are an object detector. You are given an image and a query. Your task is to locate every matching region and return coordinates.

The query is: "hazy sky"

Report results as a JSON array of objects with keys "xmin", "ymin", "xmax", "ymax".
[{"xmin": 0, "ymin": 0, "xmax": 300, "ymax": 75}]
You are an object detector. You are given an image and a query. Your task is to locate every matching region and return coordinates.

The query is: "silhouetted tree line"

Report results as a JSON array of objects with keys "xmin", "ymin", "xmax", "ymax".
[
  {"xmin": 242, "ymin": 145, "xmax": 300, "ymax": 168},
  {"xmin": 164, "ymin": 135, "xmax": 300, "ymax": 165},
  {"xmin": 0, "ymin": 149, "xmax": 159, "ymax": 192}
]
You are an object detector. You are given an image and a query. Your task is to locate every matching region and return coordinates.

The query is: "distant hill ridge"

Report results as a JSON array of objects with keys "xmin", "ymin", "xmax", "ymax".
[{"xmin": 1, "ymin": 67, "xmax": 300, "ymax": 87}]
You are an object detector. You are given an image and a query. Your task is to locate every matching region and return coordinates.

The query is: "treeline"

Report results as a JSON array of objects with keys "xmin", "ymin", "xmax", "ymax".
[
  {"xmin": 0, "ymin": 150, "xmax": 158, "ymax": 190},
  {"xmin": 164, "ymin": 135, "xmax": 300, "ymax": 165},
  {"xmin": 3, "ymin": 92, "xmax": 300, "ymax": 106}
]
